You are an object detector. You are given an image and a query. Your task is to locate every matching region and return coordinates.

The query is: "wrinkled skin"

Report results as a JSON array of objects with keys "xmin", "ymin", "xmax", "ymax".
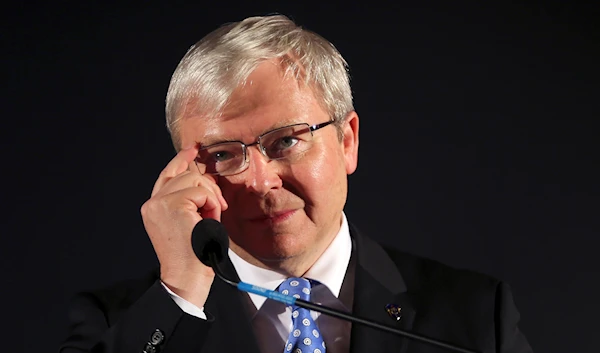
[{"xmin": 143, "ymin": 59, "xmax": 359, "ymax": 308}]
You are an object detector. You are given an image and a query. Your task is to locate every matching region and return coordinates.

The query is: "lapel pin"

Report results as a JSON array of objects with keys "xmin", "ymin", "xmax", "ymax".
[{"xmin": 385, "ymin": 303, "xmax": 402, "ymax": 321}]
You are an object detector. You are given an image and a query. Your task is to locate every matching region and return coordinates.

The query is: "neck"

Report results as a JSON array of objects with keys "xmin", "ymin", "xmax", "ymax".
[
  {"xmin": 230, "ymin": 240, "xmax": 329, "ymax": 277},
  {"xmin": 230, "ymin": 216, "xmax": 343, "ymax": 277}
]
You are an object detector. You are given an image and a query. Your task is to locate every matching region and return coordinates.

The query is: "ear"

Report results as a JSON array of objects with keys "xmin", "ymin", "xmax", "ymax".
[{"xmin": 341, "ymin": 111, "xmax": 359, "ymax": 175}]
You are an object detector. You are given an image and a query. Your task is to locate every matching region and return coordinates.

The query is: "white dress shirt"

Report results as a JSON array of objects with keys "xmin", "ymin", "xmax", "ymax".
[{"xmin": 164, "ymin": 213, "xmax": 353, "ymax": 353}]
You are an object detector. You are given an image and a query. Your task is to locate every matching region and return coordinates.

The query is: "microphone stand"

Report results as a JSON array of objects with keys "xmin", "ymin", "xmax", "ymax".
[{"xmin": 209, "ymin": 253, "xmax": 480, "ymax": 353}]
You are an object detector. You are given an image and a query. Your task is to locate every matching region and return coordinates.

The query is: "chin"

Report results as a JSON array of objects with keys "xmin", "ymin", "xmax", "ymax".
[{"xmin": 253, "ymin": 236, "xmax": 310, "ymax": 262}]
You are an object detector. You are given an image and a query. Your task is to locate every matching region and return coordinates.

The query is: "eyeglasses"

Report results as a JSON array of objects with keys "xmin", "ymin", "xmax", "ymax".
[{"xmin": 196, "ymin": 120, "xmax": 335, "ymax": 176}]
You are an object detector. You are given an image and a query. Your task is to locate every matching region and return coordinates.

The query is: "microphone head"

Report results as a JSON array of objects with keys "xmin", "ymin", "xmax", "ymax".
[{"xmin": 191, "ymin": 218, "xmax": 229, "ymax": 267}]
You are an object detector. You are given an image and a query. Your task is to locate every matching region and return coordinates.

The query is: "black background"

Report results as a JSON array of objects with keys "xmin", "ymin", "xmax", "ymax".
[{"xmin": 6, "ymin": 1, "xmax": 599, "ymax": 353}]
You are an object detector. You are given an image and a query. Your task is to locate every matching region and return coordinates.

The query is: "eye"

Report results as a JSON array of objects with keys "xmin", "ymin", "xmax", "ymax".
[
  {"xmin": 196, "ymin": 143, "xmax": 243, "ymax": 174},
  {"xmin": 274, "ymin": 136, "xmax": 299, "ymax": 150},
  {"xmin": 211, "ymin": 150, "xmax": 235, "ymax": 162}
]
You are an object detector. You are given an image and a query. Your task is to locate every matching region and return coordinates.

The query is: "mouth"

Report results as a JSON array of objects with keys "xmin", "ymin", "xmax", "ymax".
[{"xmin": 249, "ymin": 209, "xmax": 297, "ymax": 225}]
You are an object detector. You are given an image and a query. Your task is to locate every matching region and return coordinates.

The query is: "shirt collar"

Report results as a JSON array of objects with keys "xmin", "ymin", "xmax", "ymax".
[{"xmin": 228, "ymin": 212, "xmax": 352, "ymax": 310}]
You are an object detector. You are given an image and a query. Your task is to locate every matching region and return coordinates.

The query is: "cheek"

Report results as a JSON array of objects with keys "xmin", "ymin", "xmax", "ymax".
[
  {"xmin": 306, "ymin": 157, "xmax": 334, "ymax": 187},
  {"xmin": 216, "ymin": 178, "xmax": 242, "ymax": 205},
  {"xmin": 292, "ymin": 145, "xmax": 347, "ymax": 202},
  {"xmin": 310, "ymin": 140, "xmax": 347, "ymax": 177}
]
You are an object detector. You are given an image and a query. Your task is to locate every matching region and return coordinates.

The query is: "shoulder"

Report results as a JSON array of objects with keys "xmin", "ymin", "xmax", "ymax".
[
  {"xmin": 383, "ymin": 245, "xmax": 499, "ymax": 290},
  {"xmin": 351, "ymin": 222, "xmax": 501, "ymax": 294},
  {"xmin": 350, "ymin": 228, "xmax": 532, "ymax": 350},
  {"xmin": 380, "ymin": 244, "xmax": 505, "ymax": 310}
]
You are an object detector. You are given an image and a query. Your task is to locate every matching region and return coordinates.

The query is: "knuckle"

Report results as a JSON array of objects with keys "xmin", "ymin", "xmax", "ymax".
[
  {"xmin": 141, "ymin": 196, "xmax": 168, "ymax": 215},
  {"xmin": 140, "ymin": 200, "xmax": 152, "ymax": 216},
  {"xmin": 158, "ymin": 168, "xmax": 170, "ymax": 179}
]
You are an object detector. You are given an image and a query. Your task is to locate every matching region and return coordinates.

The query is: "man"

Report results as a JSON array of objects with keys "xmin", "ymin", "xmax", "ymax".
[{"xmin": 60, "ymin": 15, "xmax": 533, "ymax": 353}]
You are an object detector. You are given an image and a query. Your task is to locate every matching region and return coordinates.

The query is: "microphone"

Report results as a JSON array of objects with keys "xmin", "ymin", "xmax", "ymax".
[
  {"xmin": 191, "ymin": 219, "xmax": 480, "ymax": 353},
  {"xmin": 192, "ymin": 218, "xmax": 229, "ymax": 267}
]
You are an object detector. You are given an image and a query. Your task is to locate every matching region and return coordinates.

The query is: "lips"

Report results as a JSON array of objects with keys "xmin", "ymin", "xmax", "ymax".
[{"xmin": 249, "ymin": 209, "xmax": 297, "ymax": 224}]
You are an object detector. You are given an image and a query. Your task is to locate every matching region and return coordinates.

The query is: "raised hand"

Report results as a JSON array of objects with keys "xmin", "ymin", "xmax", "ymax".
[{"xmin": 141, "ymin": 146, "xmax": 228, "ymax": 308}]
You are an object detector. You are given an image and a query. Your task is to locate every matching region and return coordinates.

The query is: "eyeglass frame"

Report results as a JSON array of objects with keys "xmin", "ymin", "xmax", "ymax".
[{"xmin": 195, "ymin": 119, "xmax": 336, "ymax": 176}]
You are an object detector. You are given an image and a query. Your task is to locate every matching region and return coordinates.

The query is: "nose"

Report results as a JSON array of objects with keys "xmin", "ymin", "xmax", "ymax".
[{"xmin": 242, "ymin": 145, "xmax": 283, "ymax": 196}]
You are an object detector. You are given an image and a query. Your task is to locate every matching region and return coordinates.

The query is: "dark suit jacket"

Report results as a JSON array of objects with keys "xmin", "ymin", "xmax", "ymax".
[{"xmin": 59, "ymin": 225, "xmax": 533, "ymax": 353}]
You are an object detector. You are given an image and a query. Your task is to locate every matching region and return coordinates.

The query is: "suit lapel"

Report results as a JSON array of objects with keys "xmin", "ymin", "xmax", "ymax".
[
  {"xmin": 349, "ymin": 225, "xmax": 417, "ymax": 353},
  {"xmin": 202, "ymin": 257, "xmax": 261, "ymax": 353}
]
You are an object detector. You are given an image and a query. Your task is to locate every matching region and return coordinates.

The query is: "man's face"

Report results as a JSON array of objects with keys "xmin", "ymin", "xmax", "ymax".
[{"xmin": 179, "ymin": 60, "xmax": 359, "ymax": 272}]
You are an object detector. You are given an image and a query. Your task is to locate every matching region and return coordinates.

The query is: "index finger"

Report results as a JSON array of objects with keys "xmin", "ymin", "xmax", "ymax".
[
  {"xmin": 152, "ymin": 146, "xmax": 198, "ymax": 196},
  {"xmin": 188, "ymin": 159, "xmax": 216, "ymax": 183},
  {"xmin": 189, "ymin": 160, "xmax": 228, "ymax": 211}
]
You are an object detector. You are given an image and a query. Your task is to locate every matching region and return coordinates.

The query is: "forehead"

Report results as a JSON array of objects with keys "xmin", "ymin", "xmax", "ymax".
[{"xmin": 180, "ymin": 60, "xmax": 327, "ymax": 146}]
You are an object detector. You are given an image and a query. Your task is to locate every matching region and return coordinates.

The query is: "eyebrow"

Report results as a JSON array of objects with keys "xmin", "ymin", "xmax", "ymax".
[
  {"xmin": 197, "ymin": 136, "xmax": 240, "ymax": 149},
  {"xmin": 198, "ymin": 118, "xmax": 304, "ymax": 147}
]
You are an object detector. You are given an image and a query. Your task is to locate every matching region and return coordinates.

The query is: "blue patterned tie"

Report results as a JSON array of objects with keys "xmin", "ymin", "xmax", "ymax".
[{"xmin": 278, "ymin": 277, "xmax": 326, "ymax": 353}]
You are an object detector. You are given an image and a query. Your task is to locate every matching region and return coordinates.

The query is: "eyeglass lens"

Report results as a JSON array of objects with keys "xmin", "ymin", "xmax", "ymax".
[{"xmin": 196, "ymin": 123, "xmax": 314, "ymax": 175}]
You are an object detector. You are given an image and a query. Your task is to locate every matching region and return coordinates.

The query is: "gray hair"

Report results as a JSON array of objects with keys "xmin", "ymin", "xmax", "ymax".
[{"xmin": 165, "ymin": 14, "xmax": 354, "ymax": 149}]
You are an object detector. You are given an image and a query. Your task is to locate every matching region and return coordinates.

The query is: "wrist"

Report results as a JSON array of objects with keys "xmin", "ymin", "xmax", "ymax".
[{"xmin": 160, "ymin": 268, "xmax": 215, "ymax": 308}]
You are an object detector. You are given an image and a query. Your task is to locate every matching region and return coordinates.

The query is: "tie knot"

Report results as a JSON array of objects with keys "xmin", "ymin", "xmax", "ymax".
[{"xmin": 278, "ymin": 277, "xmax": 312, "ymax": 301}]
